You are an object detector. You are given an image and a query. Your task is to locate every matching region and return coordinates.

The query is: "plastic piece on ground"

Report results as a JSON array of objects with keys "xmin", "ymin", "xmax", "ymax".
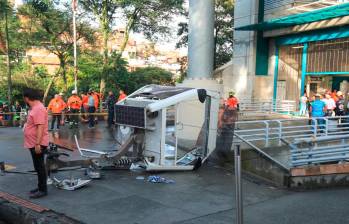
[{"xmin": 147, "ymin": 175, "xmax": 175, "ymax": 184}]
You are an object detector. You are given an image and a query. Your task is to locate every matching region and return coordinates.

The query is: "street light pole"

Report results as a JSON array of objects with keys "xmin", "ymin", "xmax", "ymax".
[
  {"xmin": 72, "ymin": 0, "xmax": 78, "ymax": 92},
  {"xmin": 4, "ymin": 0, "xmax": 12, "ymax": 104}
]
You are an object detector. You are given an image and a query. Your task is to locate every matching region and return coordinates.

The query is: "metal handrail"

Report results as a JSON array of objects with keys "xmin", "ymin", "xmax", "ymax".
[
  {"xmin": 234, "ymin": 133, "xmax": 289, "ymax": 171},
  {"xmin": 235, "ymin": 115, "xmax": 349, "ymax": 146}
]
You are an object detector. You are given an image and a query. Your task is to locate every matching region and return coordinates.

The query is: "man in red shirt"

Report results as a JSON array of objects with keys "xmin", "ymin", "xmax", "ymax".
[{"xmin": 23, "ymin": 88, "xmax": 49, "ymax": 199}]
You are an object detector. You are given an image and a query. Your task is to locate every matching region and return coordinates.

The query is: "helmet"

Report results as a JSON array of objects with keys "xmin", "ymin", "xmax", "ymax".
[
  {"xmin": 72, "ymin": 90, "xmax": 77, "ymax": 95},
  {"xmin": 228, "ymin": 90, "xmax": 235, "ymax": 96}
]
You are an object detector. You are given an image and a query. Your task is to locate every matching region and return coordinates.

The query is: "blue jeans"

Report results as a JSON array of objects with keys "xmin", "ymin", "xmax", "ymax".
[
  {"xmin": 299, "ymin": 103, "xmax": 307, "ymax": 116},
  {"xmin": 312, "ymin": 117, "xmax": 325, "ymax": 131}
]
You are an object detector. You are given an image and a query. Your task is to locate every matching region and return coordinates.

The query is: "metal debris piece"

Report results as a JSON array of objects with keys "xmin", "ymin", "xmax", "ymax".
[{"xmin": 53, "ymin": 177, "xmax": 91, "ymax": 191}]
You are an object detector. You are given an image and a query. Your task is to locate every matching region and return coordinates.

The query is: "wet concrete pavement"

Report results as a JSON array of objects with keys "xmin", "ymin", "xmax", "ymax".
[{"xmin": 1, "ymin": 123, "xmax": 349, "ymax": 224}]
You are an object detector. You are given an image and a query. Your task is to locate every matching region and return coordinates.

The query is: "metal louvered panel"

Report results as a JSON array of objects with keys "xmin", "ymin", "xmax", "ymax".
[
  {"xmin": 264, "ymin": 0, "xmax": 295, "ymax": 11},
  {"xmin": 115, "ymin": 105, "xmax": 146, "ymax": 128}
]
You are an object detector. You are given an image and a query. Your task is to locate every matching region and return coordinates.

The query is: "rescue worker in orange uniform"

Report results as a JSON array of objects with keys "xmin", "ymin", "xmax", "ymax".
[
  {"xmin": 118, "ymin": 90, "xmax": 127, "ymax": 102},
  {"xmin": 47, "ymin": 94, "xmax": 66, "ymax": 130},
  {"xmin": 67, "ymin": 90, "xmax": 82, "ymax": 128},
  {"xmin": 225, "ymin": 90, "xmax": 239, "ymax": 110},
  {"xmin": 215, "ymin": 91, "xmax": 239, "ymax": 161}
]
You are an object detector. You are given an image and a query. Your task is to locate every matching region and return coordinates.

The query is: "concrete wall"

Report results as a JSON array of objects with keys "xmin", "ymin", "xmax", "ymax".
[{"xmin": 222, "ymin": 0, "xmax": 259, "ymax": 100}]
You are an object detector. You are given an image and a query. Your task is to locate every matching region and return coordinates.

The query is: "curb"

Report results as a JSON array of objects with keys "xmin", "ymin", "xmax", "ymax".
[{"xmin": 0, "ymin": 198, "xmax": 83, "ymax": 224}]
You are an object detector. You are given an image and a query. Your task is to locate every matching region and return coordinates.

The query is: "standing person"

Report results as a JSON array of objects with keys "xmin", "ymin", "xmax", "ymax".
[
  {"xmin": 23, "ymin": 88, "xmax": 49, "ymax": 199},
  {"xmin": 118, "ymin": 90, "xmax": 127, "ymax": 102},
  {"xmin": 106, "ymin": 91, "xmax": 116, "ymax": 128},
  {"xmin": 335, "ymin": 91, "xmax": 348, "ymax": 128},
  {"xmin": 47, "ymin": 94, "xmax": 66, "ymax": 130},
  {"xmin": 87, "ymin": 90, "xmax": 96, "ymax": 128},
  {"xmin": 335, "ymin": 91, "xmax": 346, "ymax": 116},
  {"xmin": 67, "ymin": 90, "xmax": 82, "ymax": 128},
  {"xmin": 331, "ymin": 90, "xmax": 339, "ymax": 102},
  {"xmin": 81, "ymin": 93, "xmax": 89, "ymax": 122},
  {"xmin": 216, "ymin": 92, "xmax": 239, "ymax": 160},
  {"xmin": 299, "ymin": 93, "xmax": 308, "ymax": 117},
  {"xmin": 91, "ymin": 90, "xmax": 99, "ymax": 124},
  {"xmin": 225, "ymin": 90, "xmax": 239, "ymax": 110},
  {"xmin": 310, "ymin": 93, "xmax": 327, "ymax": 130},
  {"xmin": 322, "ymin": 93, "xmax": 336, "ymax": 116}
]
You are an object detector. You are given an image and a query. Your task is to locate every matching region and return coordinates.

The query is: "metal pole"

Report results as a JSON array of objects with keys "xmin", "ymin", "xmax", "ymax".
[
  {"xmin": 73, "ymin": 0, "xmax": 78, "ymax": 91},
  {"xmin": 4, "ymin": 0, "xmax": 12, "ymax": 105},
  {"xmin": 235, "ymin": 144, "xmax": 243, "ymax": 224}
]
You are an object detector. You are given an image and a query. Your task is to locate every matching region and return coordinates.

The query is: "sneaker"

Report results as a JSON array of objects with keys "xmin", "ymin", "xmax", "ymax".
[{"xmin": 29, "ymin": 191, "xmax": 47, "ymax": 199}]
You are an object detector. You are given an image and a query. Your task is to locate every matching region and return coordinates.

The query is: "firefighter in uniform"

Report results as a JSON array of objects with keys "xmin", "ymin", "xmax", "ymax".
[
  {"xmin": 47, "ymin": 94, "xmax": 66, "ymax": 130},
  {"xmin": 67, "ymin": 90, "xmax": 82, "ymax": 128},
  {"xmin": 215, "ymin": 91, "xmax": 239, "ymax": 160}
]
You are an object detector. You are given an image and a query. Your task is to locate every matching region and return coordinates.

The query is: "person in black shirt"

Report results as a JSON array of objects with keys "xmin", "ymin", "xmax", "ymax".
[{"xmin": 106, "ymin": 91, "xmax": 116, "ymax": 128}]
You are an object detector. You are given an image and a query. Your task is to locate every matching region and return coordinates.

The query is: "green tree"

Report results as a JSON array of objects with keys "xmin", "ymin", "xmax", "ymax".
[
  {"xmin": 176, "ymin": 0, "xmax": 234, "ymax": 69},
  {"xmin": 77, "ymin": 51, "xmax": 132, "ymax": 95},
  {"xmin": 19, "ymin": 0, "xmax": 95, "ymax": 101},
  {"xmin": 130, "ymin": 67, "xmax": 174, "ymax": 91},
  {"xmin": 81, "ymin": 0, "xmax": 184, "ymax": 100},
  {"xmin": 80, "ymin": 0, "xmax": 120, "ymax": 104}
]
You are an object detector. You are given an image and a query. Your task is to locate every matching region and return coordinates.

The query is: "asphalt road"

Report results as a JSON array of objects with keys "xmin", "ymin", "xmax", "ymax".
[{"xmin": 1, "ymin": 124, "xmax": 349, "ymax": 224}]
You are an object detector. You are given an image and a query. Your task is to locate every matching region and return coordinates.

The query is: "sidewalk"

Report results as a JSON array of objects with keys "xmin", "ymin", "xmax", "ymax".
[{"xmin": 1, "ymin": 125, "xmax": 349, "ymax": 224}]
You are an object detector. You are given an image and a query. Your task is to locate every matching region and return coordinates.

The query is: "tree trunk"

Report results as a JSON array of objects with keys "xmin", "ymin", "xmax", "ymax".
[
  {"xmin": 4, "ymin": 0, "xmax": 12, "ymax": 105},
  {"xmin": 99, "ymin": 0, "xmax": 109, "ymax": 111},
  {"xmin": 62, "ymin": 63, "xmax": 68, "ymax": 95},
  {"xmin": 43, "ymin": 75, "xmax": 57, "ymax": 104}
]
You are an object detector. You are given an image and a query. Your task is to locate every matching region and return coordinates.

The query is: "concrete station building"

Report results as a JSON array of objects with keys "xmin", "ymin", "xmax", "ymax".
[{"xmin": 220, "ymin": 0, "xmax": 349, "ymax": 104}]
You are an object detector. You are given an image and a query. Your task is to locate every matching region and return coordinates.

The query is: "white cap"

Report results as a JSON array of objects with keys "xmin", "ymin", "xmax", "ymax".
[
  {"xmin": 72, "ymin": 90, "xmax": 77, "ymax": 95},
  {"xmin": 59, "ymin": 92, "xmax": 64, "ymax": 96}
]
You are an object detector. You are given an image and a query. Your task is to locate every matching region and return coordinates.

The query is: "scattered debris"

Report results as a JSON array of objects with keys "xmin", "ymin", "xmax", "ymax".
[
  {"xmin": 53, "ymin": 177, "xmax": 91, "ymax": 191},
  {"xmin": 147, "ymin": 175, "xmax": 175, "ymax": 184},
  {"xmin": 136, "ymin": 176, "xmax": 145, "ymax": 180},
  {"xmin": 85, "ymin": 167, "xmax": 101, "ymax": 179}
]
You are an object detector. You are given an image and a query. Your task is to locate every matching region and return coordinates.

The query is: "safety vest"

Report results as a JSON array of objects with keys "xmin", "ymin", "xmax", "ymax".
[
  {"xmin": 48, "ymin": 99, "xmax": 66, "ymax": 113},
  {"xmin": 68, "ymin": 95, "xmax": 82, "ymax": 110},
  {"xmin": 225, "ymin": 97, "xmax": 239, "ymax": 109}
]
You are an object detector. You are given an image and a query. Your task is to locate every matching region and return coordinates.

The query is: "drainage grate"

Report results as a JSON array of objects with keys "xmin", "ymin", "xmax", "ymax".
[{"xmin": 0, "ymin": 191, "xmax": 49, "ymax": 213}]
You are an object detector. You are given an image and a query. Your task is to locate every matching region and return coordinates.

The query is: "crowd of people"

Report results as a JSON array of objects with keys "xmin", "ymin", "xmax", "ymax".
[
  {"xmin": 0, "ymin": 101, "xmax": 24, "ymax": 126},
  {"xmin": 300, "ymin": 90, "xmax": 348, "ymax": 118},
  {"xmin": 46, "ymin": 89, "xmax": 127, "ymax": 130}
]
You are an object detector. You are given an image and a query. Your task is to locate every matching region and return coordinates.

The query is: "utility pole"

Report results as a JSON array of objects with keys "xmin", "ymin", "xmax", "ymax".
[
  {"xmin": 72, "ymin": 0, "xmax": 78, "ymax": 92},
  {"xmin": 4, "ymin": 0, "xmax": 12, "ymax": 104}
]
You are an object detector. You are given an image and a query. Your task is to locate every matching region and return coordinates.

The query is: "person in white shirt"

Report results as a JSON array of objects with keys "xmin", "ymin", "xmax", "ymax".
[
  {"xmin": 299, "ymin": 93, "xmax": 308, "ymax": 116},
  {"xmin": 322, "ymin": 94, "xmax": 336, "ymax": 116}
]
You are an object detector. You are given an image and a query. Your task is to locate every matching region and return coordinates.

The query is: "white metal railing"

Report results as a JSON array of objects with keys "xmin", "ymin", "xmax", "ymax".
[
  {"xmin": 282, "ymin": 135, "xmax": 349, "ymax": 167},
  {"xmin": 238, "ymin": 99, "xmax": 297, "ymax": 115},
  {"xmin": 234, "ymin": 115, "xmax": 349, "ymax": 146}
]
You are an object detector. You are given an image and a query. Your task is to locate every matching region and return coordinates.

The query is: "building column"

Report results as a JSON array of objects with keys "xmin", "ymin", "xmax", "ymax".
[
  {"xmin": 188, "ymin": 0, "xmax": 215, "ymax": 79},
  {"xmin": 177, "ymin": 0, "xmax": 221, "ymax": 142}
]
